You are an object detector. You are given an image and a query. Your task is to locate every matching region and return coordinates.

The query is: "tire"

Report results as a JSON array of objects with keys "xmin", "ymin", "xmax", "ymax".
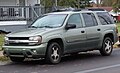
[
  {"xmin": 100, "ymin": 37, "xmax": 113, "ymax": 56},
  {"xmin": 10, "ymin": 57, "xmax": 25, "ymax": 62},
  {"xmin": 46, "ymin": 42, "xmax": 62, "ymax": 64}
]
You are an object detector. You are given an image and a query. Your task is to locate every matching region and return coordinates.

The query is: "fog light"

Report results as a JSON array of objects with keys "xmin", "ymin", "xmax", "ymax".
[
  {"xmin": 23, "ymin": 49, "xmax": 26, "ymax": 51},
  {"xmin": 33, "ymin": 50, "xmax": 36, "ymax": 53},
  {"xmin": 31, "ymin": 49, "xmax": 37, "ymax": 53}
]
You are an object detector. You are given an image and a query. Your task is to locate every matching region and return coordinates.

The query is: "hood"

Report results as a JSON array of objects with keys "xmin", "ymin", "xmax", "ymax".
[{"xmin": 7, "ymin": 28, "xmax": 49, "ymax": 37}]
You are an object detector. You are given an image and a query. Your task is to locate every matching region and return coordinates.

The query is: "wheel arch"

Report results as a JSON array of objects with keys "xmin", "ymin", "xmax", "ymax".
[
  {"xmin": 0, "ymin": 30, "xmax": 9, "ymax": 34},
  {"xmin": 47, "ymin": 38, "xmax": 64, "ymax": 54},
  {"xmin": 104, "ymin": 33, "xmax": 114, "ymax": 44}
]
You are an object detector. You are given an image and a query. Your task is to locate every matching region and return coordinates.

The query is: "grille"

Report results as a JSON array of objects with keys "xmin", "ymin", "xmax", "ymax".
[
  {"xmin": 6, "ymin": 37, "xmax": 29, "ymax": 46},
  {"xmin": 10, "ymin": 52, "xmax": 23, "ymax": 55},
  {"xmin": 9, "ymin": 37, "xmax": 29, "ymax": 40}
]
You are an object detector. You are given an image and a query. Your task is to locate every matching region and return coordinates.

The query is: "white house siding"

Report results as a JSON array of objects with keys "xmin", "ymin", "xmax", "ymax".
[
  {"xmin": 0, "ymin": 0, "xmax": 39, "ymax": 6},
  {"xmin": 26, "ymin": 0, "xmax": 38, "ymax": 6},
  {"xmin": 0, "ymin": 0, "xmax": 17, "ymax": 6}
]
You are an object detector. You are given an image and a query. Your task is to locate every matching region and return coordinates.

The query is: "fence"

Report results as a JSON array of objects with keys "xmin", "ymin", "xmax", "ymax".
[{"xmin": 0, "ymin": 6, "xmax": 51, "ymax": 21}]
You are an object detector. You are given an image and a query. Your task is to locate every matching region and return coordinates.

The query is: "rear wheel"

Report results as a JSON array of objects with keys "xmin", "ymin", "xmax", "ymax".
[
  {"xmin": 10, "ymin": 57, "xmax": 25, "ymax": 62},
  {"xmin": 46, "ymin": 42, "xmax": 62, "ymax": 64},
  {"xmin": 100, "ymin": 37, "xmax": 113, "ymax": 56}
]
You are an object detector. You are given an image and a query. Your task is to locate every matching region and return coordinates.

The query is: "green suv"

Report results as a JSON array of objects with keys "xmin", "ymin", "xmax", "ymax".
[{"xmin": 2, "ymin": 10, "xmax": 118, "ymax": 64}]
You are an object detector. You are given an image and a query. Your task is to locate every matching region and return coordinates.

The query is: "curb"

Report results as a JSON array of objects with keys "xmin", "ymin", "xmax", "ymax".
[{"xmin": 115, "ymin": 41, "xmax": 120, "ymax": 45}]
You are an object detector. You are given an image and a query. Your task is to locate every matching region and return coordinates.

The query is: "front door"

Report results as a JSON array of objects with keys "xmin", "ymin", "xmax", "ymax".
[{"xmin": 64, "ymin": 13, "xmax": 87, "ymax": 53}]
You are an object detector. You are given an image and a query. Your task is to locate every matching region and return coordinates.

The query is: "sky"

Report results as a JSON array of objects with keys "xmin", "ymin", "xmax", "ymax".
[
  {"xmin": 91, "ymin": 0, "xmax": 101, "ymax": 3},
  {"xmin": 91, "ymin": 0, "xmax": 97, "ymax": 3}
]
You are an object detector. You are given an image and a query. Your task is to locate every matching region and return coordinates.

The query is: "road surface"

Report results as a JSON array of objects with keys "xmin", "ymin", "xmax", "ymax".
[{"xmin": 0, "ymin": 48, "xmax": 120, "ymax": 73}]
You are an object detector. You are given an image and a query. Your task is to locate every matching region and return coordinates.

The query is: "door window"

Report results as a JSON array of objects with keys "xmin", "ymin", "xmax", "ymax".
[
  {"xmin": 82, "ymin": 13, "xmax": 98, "ymax": 27},
  {"xmin": 67, "ymin": 14, "xmax": 83, "ymax": 28}
]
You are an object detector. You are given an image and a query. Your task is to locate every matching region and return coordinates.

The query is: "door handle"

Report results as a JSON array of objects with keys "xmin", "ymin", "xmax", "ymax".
[
  {"xmin": 81, "ymin": 31, "xmax": 85, "ymax": 33},
  {"xmin": 97, "ymin": 29, "xmax": 101, "ymax": 31}
]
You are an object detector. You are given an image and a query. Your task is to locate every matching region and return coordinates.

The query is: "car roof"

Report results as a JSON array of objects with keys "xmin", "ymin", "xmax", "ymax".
[
  {"xmin": 48, "ymin": 11, "xmax": 80, "ymax": 15},
  {"xmin": 48, "ymin": 10, "xmax": 107, "ymax": 15},
  {"xmin": 47, "ymin": 8, "xmax": 108, "ymax": 15}
]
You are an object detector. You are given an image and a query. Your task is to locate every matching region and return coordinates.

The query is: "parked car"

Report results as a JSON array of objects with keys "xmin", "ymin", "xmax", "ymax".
[{"xmin": 2, "ymin": 9, "xmax": 118, "ymax": 64}]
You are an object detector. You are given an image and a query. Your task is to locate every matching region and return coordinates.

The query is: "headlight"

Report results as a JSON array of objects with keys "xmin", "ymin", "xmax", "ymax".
[
  {"xmin": 4, "ymin": 36, "xmax": 9, "ymax": 44},
  {"xmin": 5, "ymin": 36, "xmax": 9, "ymax": 40},
  {"xmin": 29, "ymin": 36, "xmax": 42, "ymax": 45}
]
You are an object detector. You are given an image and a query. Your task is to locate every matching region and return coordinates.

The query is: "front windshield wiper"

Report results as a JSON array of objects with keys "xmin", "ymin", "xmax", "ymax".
[
  {"xmin": 30, "ymin": 26, "xmax": 56, "ymax": 28},
  {"xmin": 39, "ymin": 26, "xmax": 54, "ymax": 28},
  {"xmin": 29, "ymin": 26, "xmax": 38, "ymax": 28}
]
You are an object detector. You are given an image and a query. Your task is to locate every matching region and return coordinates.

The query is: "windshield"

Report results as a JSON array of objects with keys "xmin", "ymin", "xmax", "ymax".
[{"xmin": 31, "ymin": 14, "xmax": 67, "ymax": 28}]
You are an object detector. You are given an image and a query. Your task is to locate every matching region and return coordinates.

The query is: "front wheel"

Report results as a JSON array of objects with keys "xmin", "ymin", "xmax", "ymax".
[
  {"xmin": 99, "ymin": 37, "xmax": 113, "ymax": 56},
  {"xmin": 46, "ymin": 42, "xmax": 62, "ymax": 64}
]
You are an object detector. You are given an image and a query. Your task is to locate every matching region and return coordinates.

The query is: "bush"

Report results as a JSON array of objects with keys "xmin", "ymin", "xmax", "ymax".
[
  {"xmin": 0, "ymin": 34, "xmax": 5, "ymax": 51},
  {"xmin": 117, "ymin": 22, "xmax": 120, "ymax": 33},
  {"xmin": 0, "ymin": 56, "xmax": 9, "ymax": 61}
]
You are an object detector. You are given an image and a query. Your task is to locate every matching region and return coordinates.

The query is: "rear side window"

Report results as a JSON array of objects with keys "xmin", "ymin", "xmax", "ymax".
[
  {"xmin": 97, "ymin": 12, "xmax": 114, "ymax": 25},
  {"xmin": 98, "ymin": 16, "xmax": 108, "ymax": 25},
  {"xmin": 82, "ymin": 13, "xmax": 98, "ymax": 27}
]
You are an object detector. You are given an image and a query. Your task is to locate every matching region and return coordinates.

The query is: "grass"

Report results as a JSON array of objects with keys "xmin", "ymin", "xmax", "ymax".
[
  {"xmin": 0, "ymin": 56, "xmax": 9, "ymax": 61},
  {"xmin": 0, "ymin": 34, "xmax": 9, "ymax": 61},
  {"xmin": 117, "ymin": 22, "xmax": 120, "ymax": 33},
  {"xmin": 0, "ymin": 34, "xmax": 5, "ymax": 51}
]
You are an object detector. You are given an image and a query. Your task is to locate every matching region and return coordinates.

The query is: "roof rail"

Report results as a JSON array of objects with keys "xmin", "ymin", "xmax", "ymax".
[
  {"xmin": 52, "ymin": 7, "xmax": 75, "ymax": 12},
  {"xmin": 73, "ymin": 8, "xmax": 106, "ymax": 11},
  {"xmin": 52, "ymin": 8, "xmax": 106, "ymax": 12},
  {"xmin": 87, "ymin": 8, "xmax": 106, "ymax": 11}
]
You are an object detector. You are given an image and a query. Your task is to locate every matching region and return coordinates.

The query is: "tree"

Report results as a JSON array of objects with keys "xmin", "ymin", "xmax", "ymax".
[
  {"xmin": 41, "ymin": 0, "xmax": 91, "ymax": 8},
  {"xmin": 113, "ymin": 0, "xmax": 120, "ymax": 13},
  {"xmin": 59, "ymin": 0, "xmax": 91, "ymax": 8},
  {"xmin": 40, "ymin": 0, "xmax": 92, "ymax": 13},
  {"xmin": 40, "ymin": 0, "xmax": 53, "ymax": 7},
  {"xmin": 58, "ymin": 0, "xmax": 78, "ymax": 8},
  {"xmin": 100, "ymin": 0, "xmax": 119, "ymax": 7},
  {"xmin": 101, "ymin": 0, "xmax": 112, "ymax": 6}
]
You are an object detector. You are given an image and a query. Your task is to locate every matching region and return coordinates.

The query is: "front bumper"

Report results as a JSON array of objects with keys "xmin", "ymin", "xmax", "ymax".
[{"xmin": 2, "ymin": 43, "xmax": 48, "ymax": 58}]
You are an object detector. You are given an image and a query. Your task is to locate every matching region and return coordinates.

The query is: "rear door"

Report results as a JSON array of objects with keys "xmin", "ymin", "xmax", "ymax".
[{"xmin": 82, "ymin": 13, "xmax": 101, "ymax": 49}]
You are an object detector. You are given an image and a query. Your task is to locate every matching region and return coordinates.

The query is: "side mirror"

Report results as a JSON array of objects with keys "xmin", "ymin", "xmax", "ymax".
[{"xmin": 65, "ymin": 23, "xmax": 76, "ymax": 30}]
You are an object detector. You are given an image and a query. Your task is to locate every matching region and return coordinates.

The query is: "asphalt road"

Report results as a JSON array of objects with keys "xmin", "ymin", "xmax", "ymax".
[{"xmin": 0, "ymin": 48, "xmax": 120, "ymax": 73}]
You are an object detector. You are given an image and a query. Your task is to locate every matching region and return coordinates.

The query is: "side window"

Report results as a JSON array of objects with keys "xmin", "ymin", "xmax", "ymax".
[
  {"xmin": 67, "ymin": 14, "xmax": 83, "ymax": 28},
  {"xmin": 82, "ymin": 13, "xmax": 98, "ymax": 27},
  {"xmin": 97, "ymin": 12, "xmax": 114, "ymax": 25},
  {"xmin": 98, "ymin": 16, "xmax": 108, "ymax": 25}
]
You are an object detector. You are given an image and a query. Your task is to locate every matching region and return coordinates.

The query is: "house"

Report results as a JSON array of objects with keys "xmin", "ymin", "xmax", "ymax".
[
  {"xmin": 0, "ymin": 0, "xmax": 45, "ymax": 33},
  {"xmin": 0, "ymin": 0, "xmax": 43, "ymax": 20},
  {"xmin": 0, "ymin": 0, "xmax": 41, "ymax": 6}
]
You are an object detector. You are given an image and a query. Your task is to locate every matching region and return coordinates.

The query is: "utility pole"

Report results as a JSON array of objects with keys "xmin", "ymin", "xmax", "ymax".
[
  {"xmin": 55, "ymin": 0, "xmax": 58, "ymax": 6},
  {"xmin": 37, "ymin": 0, "xmax": 41, "ymax": 5},
  {"xmin": 96, "ymin": 0, "xmax": 99, "ymax": 7},
  {"xmin": 77, "ymin": 0, "xmax": 80, "ymax": 8}
]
